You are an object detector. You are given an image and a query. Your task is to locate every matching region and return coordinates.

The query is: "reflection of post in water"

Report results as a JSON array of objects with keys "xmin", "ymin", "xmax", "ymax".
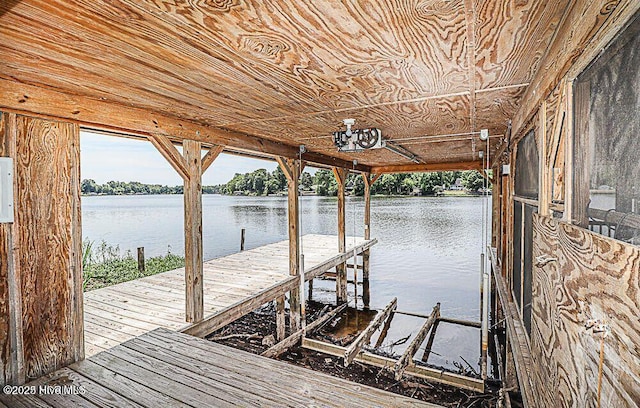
[{"xmin": 362, "ymin": 250, "xmax": 371, "ymax": 309}]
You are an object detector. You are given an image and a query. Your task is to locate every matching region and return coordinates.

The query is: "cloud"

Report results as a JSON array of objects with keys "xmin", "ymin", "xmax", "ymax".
[{"xmin": 80, "ymin": 131, "xmax": 277, "ymax": 185}]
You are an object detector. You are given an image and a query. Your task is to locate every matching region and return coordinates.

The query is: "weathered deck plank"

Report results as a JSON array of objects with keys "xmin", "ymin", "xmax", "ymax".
[
  {"xmin": 4, "ymin": 328, "xmax": 441, "ymax": 407},
  {"xmin": 83, "ymin": 234, "xmax": 371, "ymax": 356}
]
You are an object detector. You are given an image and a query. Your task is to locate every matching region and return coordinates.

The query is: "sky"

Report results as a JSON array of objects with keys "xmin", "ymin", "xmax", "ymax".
[{"xmin": 80, "ymin": 131, "xmax": 278, "ymax": 185}]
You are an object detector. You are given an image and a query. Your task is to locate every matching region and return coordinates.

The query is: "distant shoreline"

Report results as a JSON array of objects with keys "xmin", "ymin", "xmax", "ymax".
[{"xmin": 81, "ymin": 191, "xmax": 485, "ymax": 198}]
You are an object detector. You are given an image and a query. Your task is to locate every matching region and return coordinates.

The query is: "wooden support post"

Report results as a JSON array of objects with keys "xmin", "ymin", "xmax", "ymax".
[
  {"xmin": 361, "ymin": 173, "xmax": 378, "ymax": 308},
  {"xmin": 240, "ymin": 228, "xmax": 245, "ymax": 251},
  {"xmin": 333, "ymin": 167, "xmax": 348, "ymax": 304},
  {"xmin": 1, "ymin": 113, "xmax": 83, "ymax": 384},
  {"xmin": 343, "ymin": 297, "xmax": 397, "ymax": 367},
  {"xmin": 276, "ymin": 296, "xmax": 286, "ymax": 342},
  {"xmin": 148, "ymin": 136, "xmax": 224, "ymax": 323},
  {"xmin": 276, "ymin": 157, "xmax": 301, "ymax": 332},
  {"xmin": 184, "ymin": 139, "xmax": 204, "ymax": 323},
  {"xmin": 394, "ymin": 303, "xmax": 440, "ymax": 380},
  {"xmin": 137, "ymin": 247, "xmax": 145, "ymax": 273}
]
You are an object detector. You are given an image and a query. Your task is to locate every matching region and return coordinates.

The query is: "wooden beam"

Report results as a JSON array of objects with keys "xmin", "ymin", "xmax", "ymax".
[
  {"xmin": 489, "ymin": 248, "xmax": 537, "ymax": 407},
  {"xmin": 183, "ymin": 140, "xmax": 204, "ymax": 323},
  {"xmin": 275, "ymin": 157, "xmax": 294, "ymax": 182},
  {"xmin": 370, "ymin": 161, "xmax": 482, "ymax": 174},
  {"xmin": 302, "ymin": 338, "xmax": 484, "ymax": 393},
  {"xmin": 333, "ymin": 167, "xmax": 348, "ymax": 304},
  {"xmin": 362, "ymin": 173, "xmax": 374, "ymax": 308},
  {"xmin": 304, "ymin": 239, "xmax": 378, "ymax": 281},
  {"xmin": 148, "ymin": 134, "xmax": 189, "ymax": 181},
  {"xmin": 275, "ymin": 296, "xmax": 286, "ymax": 342},
  {"xmin": 1, "ymin": 114, "xmax": 84, "ymax": 383},
  {"xmin": 0, "ymin": 79, "xmax": 372, "ymax": 172},
  {"xmin": 277, "ymin": 157, "xmax": 302, "ymax": 331},
  {"xmin": 201, "ymin": 145, "xmax": 224, "ymax": 173},
  {"xmin": 261, "ymin": 303, "xmax": 348, "ymax": 359},
  {"xmin": 0, "ymin": 112, "xmax": 25, "ymax": 385},
  {"xmin": 343, "ymin": 297, "xmax": 397, "ymax": 367},
  {"xmin": 394, "ymin": 303, "xmax": 440, "ymax": 380},
  {"xmin": 180, "ymin": 276, "xmax": 298, "ymax": 337}
]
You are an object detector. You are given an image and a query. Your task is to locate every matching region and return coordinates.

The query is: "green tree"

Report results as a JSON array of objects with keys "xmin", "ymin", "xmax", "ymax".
[
  {"xmin": 461, "ymin": 170, "xmax": 487, "ymax": 192},
  {"xmin": 252, "ymin": 169, "xmax": 268, "ymax": 195},
  {"xmin": 272, "ymin": 166, "xmax": 287, "ymax": 192},
  {"xmin": 314, "ymin": 170, "xmax": 336, "ymax": 196},
  {"xmin": 301, "ymin": 172, "xmax": 313, "ymax": 191},
  {"xmin": 81, "ymin": 179, "xmax": 98, "ymax": 194},
  {"xmin": 417, "ymin": 172, "xmax": 445, "ymax": 195}
]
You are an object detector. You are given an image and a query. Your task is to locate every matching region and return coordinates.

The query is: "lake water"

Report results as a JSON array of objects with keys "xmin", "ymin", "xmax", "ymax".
[{"xmin": 82, "ymin": 194, "xmax": 490, "ymax": 372}]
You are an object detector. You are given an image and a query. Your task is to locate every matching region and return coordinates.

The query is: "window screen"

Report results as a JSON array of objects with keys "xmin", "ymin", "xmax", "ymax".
[
  {"xmin": 573, "ymin": 13, "xmax": 640, "ymax": 245},
  {"xmin": 515, "ymin": 130, "xmax": 539, "ymax": 199}
]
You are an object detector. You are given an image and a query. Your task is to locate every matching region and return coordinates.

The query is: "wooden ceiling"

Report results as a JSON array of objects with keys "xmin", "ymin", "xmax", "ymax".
[{"xmin": 0, "ymin": 0, "xmax": 569, "ymax": 169}]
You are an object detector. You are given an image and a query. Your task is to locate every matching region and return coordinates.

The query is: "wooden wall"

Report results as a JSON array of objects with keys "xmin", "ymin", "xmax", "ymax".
[
  {"xmin": 531, "ymin": 214, "xmax": 639, "ymax": 407},
  {"xmin": 0, "ymin": 112, "xmax": 83, "ymax": 384}
]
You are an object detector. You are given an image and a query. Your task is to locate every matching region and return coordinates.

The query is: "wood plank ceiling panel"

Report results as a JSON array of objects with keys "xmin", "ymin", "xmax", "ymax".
[{"xmin": 0, "ymin": 0, "xmax": 569, "ymax": 167}]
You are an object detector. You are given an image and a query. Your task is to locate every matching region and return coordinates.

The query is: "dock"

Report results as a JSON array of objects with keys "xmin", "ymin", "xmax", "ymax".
[
  {"xmin": 0, "ymin": 328, "xmax": 439, "ymax": 408},
  {"xmin": 83, "ymin": 234, "xmax": 375, "ymax": 356}
]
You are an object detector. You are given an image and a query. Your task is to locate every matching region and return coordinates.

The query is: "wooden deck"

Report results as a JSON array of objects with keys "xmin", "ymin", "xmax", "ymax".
[
  {"xmin": 1, "ymin": 328, "xmax": 440, "ymax": 408},
  {"xmin": 83, "ymin": 234, "xmax": 373, "ymax": 356}
]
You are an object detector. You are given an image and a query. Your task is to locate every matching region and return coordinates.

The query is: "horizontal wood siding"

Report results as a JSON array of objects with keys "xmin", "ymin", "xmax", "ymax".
[{"xmin": 531, "ymin": 214, "xmax": 640, "ymax": 407}]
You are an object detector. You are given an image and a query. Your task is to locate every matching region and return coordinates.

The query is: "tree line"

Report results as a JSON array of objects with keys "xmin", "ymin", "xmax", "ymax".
[
  {"xmin": 220, "ymin": 168, "xmax": 487, "ymax": 196},
  {"xmin": 81, "ymin": 168, "xmax": 487, "ymax": 197},
  {"xmin": 81, "ymin": 179, "xmax": 220, "ymax": 195}
]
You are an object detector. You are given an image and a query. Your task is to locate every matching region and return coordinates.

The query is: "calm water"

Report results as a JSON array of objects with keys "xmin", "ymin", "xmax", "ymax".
[{"xmin": 82, "ymin": 194, "xmax": 490, "ymax": 371}]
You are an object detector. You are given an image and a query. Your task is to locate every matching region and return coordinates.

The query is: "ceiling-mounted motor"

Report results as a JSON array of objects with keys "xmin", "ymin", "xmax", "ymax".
[{"xmin": 333, "ymin": 119, "xmax": 385, "ymax": 152}]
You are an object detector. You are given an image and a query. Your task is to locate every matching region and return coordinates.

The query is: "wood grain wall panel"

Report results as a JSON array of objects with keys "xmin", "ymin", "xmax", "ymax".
[
  {"xmin": 475, "ymin": 86, "xmax": 527, "ymax": 134},
  {"xmin": 14, "ymin": 116, "xmax": 83, "ymax": 381},
  {"xmin": 475, "ymin": 0, "xmax": 569, "ymax": 89},
  {"xmin": 531, "ymin": 214, "xmax": 640, "ymax": 407}
]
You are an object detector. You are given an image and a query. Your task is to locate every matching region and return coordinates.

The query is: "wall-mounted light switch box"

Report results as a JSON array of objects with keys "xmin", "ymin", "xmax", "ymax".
[
  {"xmin": 0, "ymin": 157, "xmax": 14, "ymax": 223},
  {"xmin": 501, "ymin": 164, "xmax": 511, "ymax": 176}
]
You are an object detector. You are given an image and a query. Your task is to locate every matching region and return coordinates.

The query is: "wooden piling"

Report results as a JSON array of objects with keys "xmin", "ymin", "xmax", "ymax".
[
  {"xmin": 361, "ymin": 173, "xmax": 378, "ymax": 308},
  {"xmin": 240, "ymin": 228, "xmax": 245, "ymax": 251},
  {"xmin": 276, "ymin": 157, "xmax": 301, "ymax": 332},
  {"xmin": 276, "ymin": 296, "xmax": 286, "ymax": 342},
  {"xmin": 333, "ymin": 167, "xmax": 348, "ymax": 304},
  {"xmin": 137, "ymin": 247, "xmax": 145, "ymax": 273}
]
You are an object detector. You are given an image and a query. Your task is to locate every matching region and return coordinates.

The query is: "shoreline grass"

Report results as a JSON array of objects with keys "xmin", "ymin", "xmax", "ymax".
[{"xmin": 82, "ymin": 239, "xmax": 185, "ymax": 291}]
